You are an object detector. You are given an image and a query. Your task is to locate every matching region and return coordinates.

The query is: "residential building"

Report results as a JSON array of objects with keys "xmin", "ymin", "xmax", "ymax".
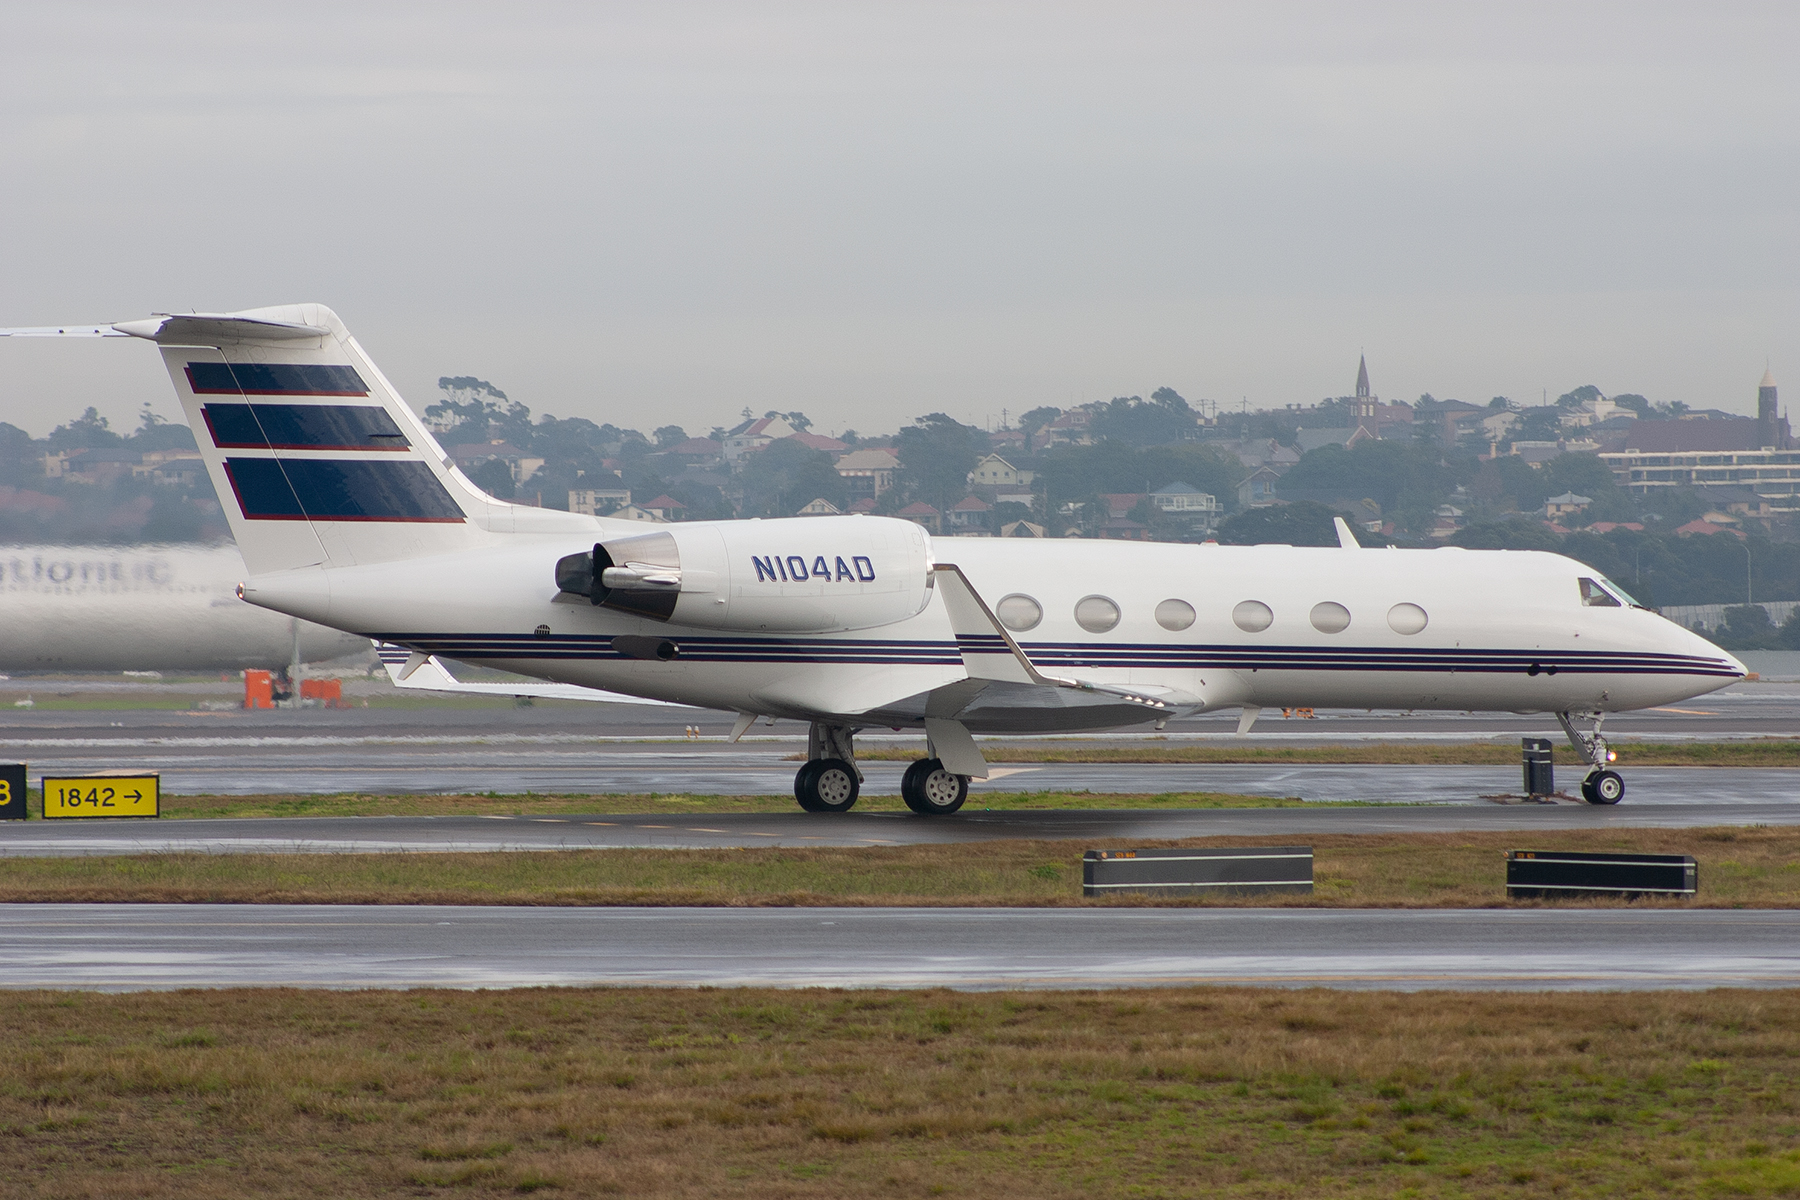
[
  {"xmin": 834, "ymin": 447, "xmax": 900, "ymax": 501},
  {"xmin": 638, "ymin": 494, "xmax": 686, "ymax": 521},
  {"xmin": 795, "ymin": 497, "xmax": 841, "ymax": 516},
  {"xmin": 660, "ymin": 437, "xmax": 724, "ymax": 466},
  {"xmin": 447, "ymin": 440, "xmax": 544, "ymax": 485},
  {"xmin": 1428, "ymin": 504, "xmax": 1466, "ymax": 538},
  {"xmin": 785, "ymin": 432, "xmax": 847, "ymax": 454},
  {"xmin": 1238, "ymin": 466, "xmax": 1281, "ymax": 508},
  {"xmin": 1098, "ymin": 493, "xmax": 1146, "ymax": 521},
  {"xmin": 1674, "ymin": 518, "xmax": 1744, "ymax": 539},
  {"xmin": 1544, "ymin": 492, "xmax": 1592, "ymax": 519},
  {"xmin": 896, "ymin": 501, "xmax": 942, "ymax": 534},
  {"xmin": 945, "ymin": 495, "xmax": 993, "ymax": 535},
  {"xmin": 1416, "ymin": 397, "xmax": 1486, "ymax": 447},
  {"xmin": 722, "ymin": 415, "xmax": 797, "ymax": 464},
  {"xmin": 134, "ymin": 449, "xmax": 206, "ymax": 487},
  {"xmin": 1624, "ymin": 417, "xmax": 1768, "ymax": 454},
  {"xmin": 967, "ymin": 454, "xmax": 1033, "ymax": 489},
  {"xmin": 569, "ymin": 487, "xmax": 631, "ymax": 516},
  {"xmin": 1098, "ymin": 518, "xmax": 1151, "ymax": 541},
  {"xmin": 1598, "ymin": 447, "xmax": 1800, "ymax": 512},
  {"xmin": 1034, "ymin": 408, "xmax": 1094, "ymax": 450},
  {"xmin": 1509, "ymin": 440, "xmax": 1567, "ymax": 467},
  {"xmin": 1000, "ymin": 519, "xmax": 1046, "ymax": 538},
  {"xmin": 605, "ymin": 504, "xmax": 667, "ymax": 523},
  {"xmin": 44, "ymin": 449, "xmax": 141, "ymax": 486}
]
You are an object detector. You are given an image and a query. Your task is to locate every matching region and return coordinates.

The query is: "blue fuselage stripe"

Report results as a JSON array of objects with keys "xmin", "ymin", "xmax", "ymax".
[{"xmin": 372, "ymin": 634, "xmax": 1737, "ymax": 677}]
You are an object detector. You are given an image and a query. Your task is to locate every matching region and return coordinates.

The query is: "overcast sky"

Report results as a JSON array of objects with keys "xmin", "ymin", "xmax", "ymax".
[{"xmin": 2, "ymin": 2, "xmax": 1795, "ymax": 439}]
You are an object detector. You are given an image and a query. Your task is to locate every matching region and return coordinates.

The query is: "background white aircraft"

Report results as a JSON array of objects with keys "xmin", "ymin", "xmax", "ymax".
[
  {"xmin": 0, "ymin": 541, "xmax": 365, "ymax": 672},
  {"xmin": 4, "ymin": 306, "xmax": 1745, "ymax": 813}
]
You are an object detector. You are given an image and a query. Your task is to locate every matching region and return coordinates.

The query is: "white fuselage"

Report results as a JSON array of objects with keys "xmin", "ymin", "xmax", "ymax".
[{"xmin": 240, "ymin": 533, "xmax": 1743, "ymax": 733}]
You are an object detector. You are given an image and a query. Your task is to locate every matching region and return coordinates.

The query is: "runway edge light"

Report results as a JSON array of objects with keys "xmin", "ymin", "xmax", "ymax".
[
  {"xmin": 0, "ymin": 764, "xmax": 24, "ymax": 820},
  {"xmin": 40, "ymin": 775, "xmax": 160, "ymax": 820}
]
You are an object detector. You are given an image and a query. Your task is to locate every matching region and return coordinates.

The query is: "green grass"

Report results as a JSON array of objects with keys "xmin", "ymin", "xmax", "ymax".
[
  {"xmin": 3, "ymin": 986, "xmax": 1799, "ymax": 1198},
  {"xmin": 2, "ymin": 827, "xmax": 1794, "ymax": 908}
]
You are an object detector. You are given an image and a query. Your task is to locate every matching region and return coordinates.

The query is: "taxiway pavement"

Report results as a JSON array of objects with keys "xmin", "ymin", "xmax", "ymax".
[{"xmin": 5, "ymin": 904, "xmax": 1796, "ymax": 991}]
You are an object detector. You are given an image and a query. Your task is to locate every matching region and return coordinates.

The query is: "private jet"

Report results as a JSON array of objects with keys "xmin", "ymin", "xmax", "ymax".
[{"xmin": 3, "ymin": 306, "xmax": 1745, "ymax": 811}]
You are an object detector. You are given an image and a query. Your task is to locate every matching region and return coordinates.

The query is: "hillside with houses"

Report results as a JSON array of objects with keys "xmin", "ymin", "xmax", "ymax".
[{"xmin": 3, "ymin": 362, "xmax": 1799, "ymax": 647}]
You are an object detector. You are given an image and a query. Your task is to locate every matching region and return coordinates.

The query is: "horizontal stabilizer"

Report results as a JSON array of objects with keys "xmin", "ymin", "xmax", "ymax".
[
  {"xmin": 0, "ymin": 325, "xmax": 129, "ymax": 338},
  {"xmin": 373, "ymin": 642, "xmax": 682, "ymax": 706},
  {"xmin": 1, "ymin": 314, "xmax": 333, "ymax": 343}
]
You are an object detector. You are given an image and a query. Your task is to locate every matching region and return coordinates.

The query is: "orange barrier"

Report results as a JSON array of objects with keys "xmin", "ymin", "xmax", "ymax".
[
  {"xmin": 299, "ymin": 679, "xmax": 350, "ymax": 708},
  {"xmin": 243, "ymin": 670, "xmax": 274, "ymax": 709}
]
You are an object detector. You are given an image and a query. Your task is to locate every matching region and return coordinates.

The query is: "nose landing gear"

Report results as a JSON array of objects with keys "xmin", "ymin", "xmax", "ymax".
[{"xmin": 1557, "ymin": 711, "xmax": 1624, "ymax": 805}]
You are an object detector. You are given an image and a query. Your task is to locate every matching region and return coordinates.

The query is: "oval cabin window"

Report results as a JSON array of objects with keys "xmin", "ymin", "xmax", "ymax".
[
  {"xmin": 1310, "ymin": 601, "xmax": 1351, "ymax": 634},
  {"xmin": 995, "ymin": 593, "xmax": 1043, "ymax": 632},
  {"xmin": 1233, "ymin": 600, "xmax": 1273, "ymax": 632},
  {"xmin": 1387, "ymin": 603, "xmax": 1428, "ymax": 635},
  {"xmin": 1074, "ymin": 595, "xmax": 1121, "ymax": 633},
  {"xmin": 1155, "ymin": 599, "xmax": 1196, "ymax": 631}
]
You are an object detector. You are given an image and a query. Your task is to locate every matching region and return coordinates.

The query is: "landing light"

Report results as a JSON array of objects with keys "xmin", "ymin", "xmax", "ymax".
[{"xmin": 1606, "ymin": 751, "xmax": 1618, "ymax": 763}]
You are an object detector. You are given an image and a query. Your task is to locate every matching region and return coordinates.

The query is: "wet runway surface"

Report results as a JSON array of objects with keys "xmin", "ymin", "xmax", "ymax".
[
  {"xmin": 3, "ymin": 775, "xmax": 1796, "ymax": 857},
  {"xmin": 6, "ymin": 904, "xmax": 1796, "ymax": 991}
]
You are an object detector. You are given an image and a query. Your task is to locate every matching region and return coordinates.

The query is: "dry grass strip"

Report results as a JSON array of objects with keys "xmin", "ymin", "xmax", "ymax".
[
  {"xmin": 2, "ymin": 986, "xmax": 1798, "ymax": 1198},
  {"xmin": 1, "ymin": 827, "xmax": 1794, "ymax": 908}
]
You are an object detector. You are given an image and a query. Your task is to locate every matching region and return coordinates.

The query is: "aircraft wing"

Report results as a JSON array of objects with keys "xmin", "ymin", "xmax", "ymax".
[{"xmin": 373, "ymin": 642, "xmax": 685, "ymax": 706}]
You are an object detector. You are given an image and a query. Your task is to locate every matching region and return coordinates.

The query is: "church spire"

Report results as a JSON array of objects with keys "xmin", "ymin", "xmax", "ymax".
[{"xmin": 1355, "ymin": 355, "xmax": 1370, "ymax": 399}]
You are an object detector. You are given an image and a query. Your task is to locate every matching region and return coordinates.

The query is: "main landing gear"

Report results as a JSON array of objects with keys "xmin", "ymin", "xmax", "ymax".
[
  {"xmin": 900, "ymin": 758, "xmax": 968, "ymax": 815},
  {"xmin": 1557, "ymin": 711, "xmax": 1625, "ymax": 805},
  {"xmin": 792, "ymin": 722, "xmax": 972, "ymax": 816},
  {"xmin": 794, "ymin": 723, "xmax": 861, "ymax": 813}
]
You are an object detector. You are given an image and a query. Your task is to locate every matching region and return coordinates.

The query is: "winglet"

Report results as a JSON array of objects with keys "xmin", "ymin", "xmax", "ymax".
[
  {"xmin": 933, "ymin": 563, "xmax": 1175, "ymax": 714},
  {"xmin": 1334, "ymin": 517, "xmax": 1361, "ymax": 549},
  {"xmin": 932, "ymin": 563, "xmax": 1062, "ymax": 687}
]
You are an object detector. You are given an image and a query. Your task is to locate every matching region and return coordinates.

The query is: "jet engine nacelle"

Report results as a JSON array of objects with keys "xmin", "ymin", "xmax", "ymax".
[{"xmin": 555, "ymin": 515, "xmax": 934, "ymax": 634}]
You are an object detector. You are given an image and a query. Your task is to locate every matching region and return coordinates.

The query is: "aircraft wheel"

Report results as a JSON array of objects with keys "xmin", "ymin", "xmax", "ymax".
[
  {"xmin": 1582, "ymin": 769, "xmax": 1625, "ymax": 805},
  {"xmin": 794, "ymin": 758, "xmax": 859, "ymax": 813},
  {"xmin": 901, "ymin": 758, "xmax": 968, "ymax": 816}
]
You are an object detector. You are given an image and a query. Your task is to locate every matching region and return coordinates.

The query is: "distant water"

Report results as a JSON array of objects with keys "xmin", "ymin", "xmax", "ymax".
[{"xmin": 1737, "ymin": 651, "xmax": 1800, "ymax": 682}]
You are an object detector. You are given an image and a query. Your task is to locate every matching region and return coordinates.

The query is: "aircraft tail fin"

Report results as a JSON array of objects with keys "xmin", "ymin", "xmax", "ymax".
[{"xmin": 120, "ymin": 305, "xmax": 592, "ymax": 575}]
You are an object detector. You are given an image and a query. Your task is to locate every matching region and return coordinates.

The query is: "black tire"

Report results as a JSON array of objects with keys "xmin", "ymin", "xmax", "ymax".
[
  {"xmin": 901, "ymin": 758, "xmax": 968, "ymax": 815},
  {"xmin": 1585, "ymin": 769, "xmax": 1625, "ymax": 805},
  {"xmin": 795, "ymin": 758, "xmax": 859, "ymax": 813}
]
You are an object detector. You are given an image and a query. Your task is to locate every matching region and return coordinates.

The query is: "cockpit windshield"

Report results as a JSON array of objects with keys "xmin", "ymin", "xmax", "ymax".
[
  {"xmin": 1600, "ymin": 576, "xmax": 1647, "ymax": 608},
  {"xmin": 1579, "ymin": 578, "xmax": 1620, "ymax": 607},
  {"xmin": 1579, "ymin": 576, "xmax": 1647, "ymax": 609}
]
